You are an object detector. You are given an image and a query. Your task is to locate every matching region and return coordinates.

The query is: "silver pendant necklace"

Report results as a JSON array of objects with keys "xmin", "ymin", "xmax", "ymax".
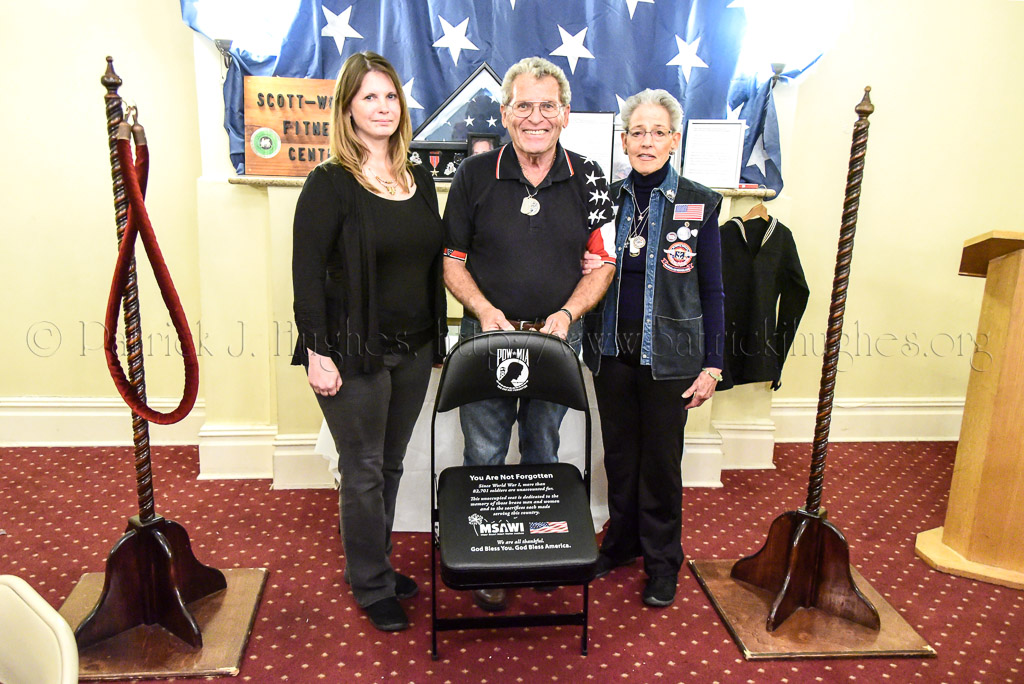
[
  {"xmin": 521, "ymin": 185, "xmax": 540, "ymax": 216},
  {"xmin": 627, "ymin": 193, "xmax": 650, "ymax": 256}
]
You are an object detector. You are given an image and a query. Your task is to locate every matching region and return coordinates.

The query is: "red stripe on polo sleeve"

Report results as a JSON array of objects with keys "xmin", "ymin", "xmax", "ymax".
[{"xmin": 586, "ymin": 228, "xmax": 616, "ymax": 266}]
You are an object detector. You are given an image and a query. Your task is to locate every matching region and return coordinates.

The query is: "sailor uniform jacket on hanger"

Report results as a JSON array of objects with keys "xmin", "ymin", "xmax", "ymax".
[{"xmin": 719, "ymin": 215, "xmax": 808, "ymax": 390}]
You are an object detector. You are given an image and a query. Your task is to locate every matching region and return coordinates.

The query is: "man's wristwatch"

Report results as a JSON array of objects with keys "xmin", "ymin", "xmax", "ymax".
[{"xmin": 702, "ymin": 368, "xmax": 723, "ymax": 382}]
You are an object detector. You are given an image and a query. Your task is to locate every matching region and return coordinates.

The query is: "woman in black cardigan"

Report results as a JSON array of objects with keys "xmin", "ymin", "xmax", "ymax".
[{"xmin": 291, "ymin": 52, "xmax": 445, "ymax": 632}]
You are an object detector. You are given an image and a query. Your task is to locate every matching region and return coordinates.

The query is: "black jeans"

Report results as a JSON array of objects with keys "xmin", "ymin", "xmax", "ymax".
[
  {"xmin": 315, "ymin": 341, "xmax": 433, "ymax": 607},
  {"xmin": 593, "ymin": 336, "xmax": 692, "ymax": 578}
]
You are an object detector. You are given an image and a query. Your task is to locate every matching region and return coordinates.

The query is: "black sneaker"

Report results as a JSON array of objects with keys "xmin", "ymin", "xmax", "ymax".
[
  {"xmin": 642, "ymin": 576, "xmax": 677, "ymax": 607},
  {"xmin": 594, "ymin": 554, "xmax": 637, "ymax": 579},
  {"xmin": 395, "ymin": 572, "xmax": 418, "ymax": 600},
  {"xmin": 364, "ymin": 597, "xmax": 409, "ymax": 631}
]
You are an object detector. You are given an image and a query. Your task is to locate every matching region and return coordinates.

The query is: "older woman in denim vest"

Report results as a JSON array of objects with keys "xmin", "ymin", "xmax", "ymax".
[{"xmin": 582, "ymin": 89, "xmax": 724, "ymax": 607}]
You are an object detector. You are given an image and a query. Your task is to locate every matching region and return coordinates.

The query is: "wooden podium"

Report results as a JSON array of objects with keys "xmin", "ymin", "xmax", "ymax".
[{"xmin": 915, "ymin": 231, "xmax": 1024, "ymax": 589}]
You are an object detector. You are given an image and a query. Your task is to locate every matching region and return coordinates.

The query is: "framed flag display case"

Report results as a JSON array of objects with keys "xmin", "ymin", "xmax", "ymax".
[{"xmin": 411, "ymin": 63, "xmax": 508, "ymax": 183}]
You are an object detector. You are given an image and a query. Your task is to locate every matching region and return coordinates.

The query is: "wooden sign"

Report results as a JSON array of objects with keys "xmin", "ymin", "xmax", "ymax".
[{"xmin": 243, "ymin": 76, "xmax": 335, "ymax": 177}]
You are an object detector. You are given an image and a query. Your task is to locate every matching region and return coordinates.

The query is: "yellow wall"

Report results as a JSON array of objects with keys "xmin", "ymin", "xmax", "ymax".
[
  {"xmin": 768, "ymin": 0, "xmax": 1020, "ymax": 400},
  {"xmin": 3, "ymin": 0, "xmax": 1024, "ymax": 442},
  {"xmin": 1, "ymin": 1, "xmax": 200, "ymax": 399}
]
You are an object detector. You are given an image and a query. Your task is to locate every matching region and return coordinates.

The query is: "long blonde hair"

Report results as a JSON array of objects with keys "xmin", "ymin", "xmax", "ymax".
[{"xmin": 328, "ymin": 52, "xmax": 413, "ymax": 193}]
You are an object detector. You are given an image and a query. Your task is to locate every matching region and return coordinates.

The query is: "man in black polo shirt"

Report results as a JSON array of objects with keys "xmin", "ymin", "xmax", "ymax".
[{"xmin": 443, "ymin": 57, "xmax": 616, "ymax": 611}]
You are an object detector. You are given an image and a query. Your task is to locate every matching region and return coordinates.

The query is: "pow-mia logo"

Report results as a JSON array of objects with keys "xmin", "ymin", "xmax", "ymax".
[
  {"xmin": 661, "ymin": 241, "xmax": 696, "ymax": 274},
  {"xmin": 496, "ymin": 348, "xmax": 529, "ymax": 392}
]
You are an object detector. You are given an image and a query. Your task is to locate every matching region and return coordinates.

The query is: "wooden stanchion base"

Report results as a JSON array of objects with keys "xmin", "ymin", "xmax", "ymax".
[
  {"xmin": 915, "ymin": 527, "xmax": 1024, "ymax": 590},
  {"xmin": 689, "ymin": 560, "xmax": 934, "ymax": 660},
  {"xmin": 60, "ymin": 568, "xmax": 267, "ymax": 681}
]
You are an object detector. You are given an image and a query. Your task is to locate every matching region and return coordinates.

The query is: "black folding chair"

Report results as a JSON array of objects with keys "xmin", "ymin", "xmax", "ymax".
[{"xmin": 429, "ymin": 330, "xmax": 598, "ymax": 659}]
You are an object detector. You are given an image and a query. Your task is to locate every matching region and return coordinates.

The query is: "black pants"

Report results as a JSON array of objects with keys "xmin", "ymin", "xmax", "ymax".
[
  {"xmin": 315, "ymin": 341, "xmax": 433, "ymax": 607},
  {"xmin": 593, "ymin": 341, "xmax": 692, "ymax": 578}
]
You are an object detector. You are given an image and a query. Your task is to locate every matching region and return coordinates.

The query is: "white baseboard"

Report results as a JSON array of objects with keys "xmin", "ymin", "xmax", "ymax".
[
  {"xmin": 197, "ymin": 424, "xmax": 276, "ymax": 479},
  {"xmin": 0, "ymin": 397, "xmax": 205, "ymax": 446},
  {"xmin": 714, "ymin": 420, "xmax": 777, "ymax": 469},
  {"xmin": 682, "ymin": 433, "xmax": 724, "ymax": 488},
  {"xmin": 272, "ymin": 433, "xmax": 333, "ymax": 489},
  {"xmin": 771, "ymin": 397, "xmax": 964, "ymax": 442}
]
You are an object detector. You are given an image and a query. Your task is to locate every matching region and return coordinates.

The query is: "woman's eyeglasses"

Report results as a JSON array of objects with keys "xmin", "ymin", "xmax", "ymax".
[{"xmin": 627, "ymin": 128, "xmax": 673, "ymax": 141}]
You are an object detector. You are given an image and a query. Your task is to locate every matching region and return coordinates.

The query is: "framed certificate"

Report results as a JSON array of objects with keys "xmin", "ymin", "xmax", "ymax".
[{"xmin": 681, "ymin": 120, "xmax": 745, "ymax": 189}]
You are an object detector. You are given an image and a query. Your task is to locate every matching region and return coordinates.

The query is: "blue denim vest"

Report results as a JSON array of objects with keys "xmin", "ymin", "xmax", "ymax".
[{"xmin": 585, "ymin": 166, "xmax": 721, "ymax": 380}]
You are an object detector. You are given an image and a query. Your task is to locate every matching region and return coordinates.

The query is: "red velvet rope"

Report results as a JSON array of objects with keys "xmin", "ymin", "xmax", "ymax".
[{"xmin": 103, "ymin": 134, "xmax": 198, "ymax": 424}]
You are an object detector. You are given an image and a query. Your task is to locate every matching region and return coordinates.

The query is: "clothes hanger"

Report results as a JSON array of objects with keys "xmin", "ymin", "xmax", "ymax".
[{"xmin": 741, "ymin": 187, "xmax": 770, "ymax": 222}]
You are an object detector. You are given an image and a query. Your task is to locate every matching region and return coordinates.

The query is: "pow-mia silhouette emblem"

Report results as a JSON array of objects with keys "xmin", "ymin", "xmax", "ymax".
[{"xmin": 495, "ymin": 349, "xmax": 530, "ymax": 392}]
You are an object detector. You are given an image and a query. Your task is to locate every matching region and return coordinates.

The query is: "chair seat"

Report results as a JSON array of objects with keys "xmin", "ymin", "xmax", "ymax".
[{"xmin": 437, "ymin": 463, "xmax": 598, "ymax": 588}]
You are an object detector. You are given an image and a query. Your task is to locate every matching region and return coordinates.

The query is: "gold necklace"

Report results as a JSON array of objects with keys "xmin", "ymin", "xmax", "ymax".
[{"xmin": 373, "ymin": 173, "xmax": 398, "ymax": 196}]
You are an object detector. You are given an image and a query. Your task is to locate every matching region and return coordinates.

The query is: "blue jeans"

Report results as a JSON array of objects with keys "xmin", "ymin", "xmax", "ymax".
[{"xmin": 458, "ymin": 316, "xmax": 582, "ymax": 466}]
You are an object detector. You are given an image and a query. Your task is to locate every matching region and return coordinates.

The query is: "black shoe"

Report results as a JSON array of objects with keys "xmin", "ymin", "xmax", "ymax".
[
  {"xmin": 642, "ymin": 576, "xmax": 677, "ymax": 607},
  {"xmin": 594, "ymin": 554, "xmax": 637, "ymax": 579},
  {"xmin": 395, "ymin": 572, "xmax": 418, "ymax": 600},
  {"xmin": 364, "ymin": 597, "xmax": 409, "ymax": 631},
  {"xmin": 472, "ymin": 587, "xmax": 507, "ymax": 611}
]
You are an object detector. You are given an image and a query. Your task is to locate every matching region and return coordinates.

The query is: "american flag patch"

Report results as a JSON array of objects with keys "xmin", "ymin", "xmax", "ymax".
[
  {"xmin": 529, "ymin": 521, "xmax": 568, "ymax": 534},
  {"xmin": 673, "ymin": 204, "xmax": 704, "ymax": 221}
]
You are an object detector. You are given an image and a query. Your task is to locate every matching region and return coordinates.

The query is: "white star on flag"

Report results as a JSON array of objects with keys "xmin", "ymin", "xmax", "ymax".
[
  {"xmin": 747, "ymin": 134, "xmax": 769, "ymax": 175},
  {"xmin": 615, "ymin": 94, "xmax": 627, "ymax": 117},
  {"xmin": 509, "ymin": 0, "xmax": 517, "ymax": 8},
  {"xmin": 464, "ymin": 115, "xmax": 475, "ymax": 126},
  {"xmin": 486, "ymin": 116, "xmax": 497, "ymax": 127},
  {"xmin": 403, "ymin": 78, "xmax": 422, "ymax": 110},
  {"xmin": 433, "ymin": 16, "xmax": 479, "ymax": 65},
  {"xmin": 726, "ymin": 102, "xmax": 748, "ymax": 131},
  {"xmin": 667, "ymin": 35, "xmax": 709, "ymax": 83},
  {"xmin": 550, "ymin": 25, "xmax": 594, "ymax": 74},
  {"xmin": 322, "ymin": 5, "xmax": 363, "ymax": 55},
  {"xmin": 624, "ymin": 0, "xmax": 655, "ymax": 19}
]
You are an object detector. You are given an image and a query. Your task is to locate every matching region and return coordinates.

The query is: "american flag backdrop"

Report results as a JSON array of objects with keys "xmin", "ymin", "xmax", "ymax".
[{"xmin": 180, "ymin": 0, "xmax": 818, "ymax": 193}]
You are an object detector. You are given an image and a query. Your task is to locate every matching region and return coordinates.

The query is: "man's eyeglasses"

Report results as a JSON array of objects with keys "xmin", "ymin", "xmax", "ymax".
[
  {"xmin": 626, "ymin": 128, "xmax": 673, "ymax": 141},
  {"xmin": 508, "ymin": 101, "xmax": 563, "ymax": 119}
]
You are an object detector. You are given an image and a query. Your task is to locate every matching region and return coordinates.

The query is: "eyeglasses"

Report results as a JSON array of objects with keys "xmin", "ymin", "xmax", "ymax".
[
  {"xmin": 508, "ymin": 101, "xmax": 563, "ymax": 119},
  {"xmin": 626, "ymin": 128, "xmax": 674, "ymax": 141}
]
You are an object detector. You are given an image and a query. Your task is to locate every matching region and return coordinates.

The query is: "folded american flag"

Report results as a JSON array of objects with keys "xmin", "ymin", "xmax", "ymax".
[{"xmin": 530, "ymin": 521, "xmax": 568, "ymax": 534}]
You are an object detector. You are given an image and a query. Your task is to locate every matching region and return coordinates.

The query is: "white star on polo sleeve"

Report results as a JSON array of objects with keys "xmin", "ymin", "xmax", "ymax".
[
  {"xmin": 403, "ymin": 78, "xmax": 423, "ymax": 110},
  {"xmin": 433, "ymin": 16, "xmax": 479, "ymax": 66},
  {"xmin": 667, "ymin": 35, "xmax": 709, "ymax": 83},
  {"xmin": 550, "ymin": 25, "xmax": 594, "ymax": 74},
  {"xmin": 747, "ymin": 133, "xmax": 769, "ymax": 175},
  {"xmin": 624, "ymin": 0, "xmax": 655, "ymax": 19},
  {"xmin": 321, "ymin": 5, "xmax": 362, "ymax": 55}
]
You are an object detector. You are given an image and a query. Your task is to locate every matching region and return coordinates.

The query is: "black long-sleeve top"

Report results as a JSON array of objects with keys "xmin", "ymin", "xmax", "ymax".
[{"xmin": 291, "ymin": 162, "xmax": 446, "ymax": 375}]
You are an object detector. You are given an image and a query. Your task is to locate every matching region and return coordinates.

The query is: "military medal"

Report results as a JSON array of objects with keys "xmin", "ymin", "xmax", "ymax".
[{"xmin": 521, "ymin": 196, "xmax": 540, "ymax": 216}]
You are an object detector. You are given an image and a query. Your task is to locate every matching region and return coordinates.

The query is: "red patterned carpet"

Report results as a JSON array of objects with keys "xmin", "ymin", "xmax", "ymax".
[{"xmin": 3, "ymin": 442, "xmax": 1023, "ymax": 683}]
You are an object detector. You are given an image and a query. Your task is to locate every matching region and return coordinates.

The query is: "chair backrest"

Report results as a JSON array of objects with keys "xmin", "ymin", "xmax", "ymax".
[
  {"xmin": 434, "ymin": 331, "xmax": 588, "ymax": 413},
  {"xmin": 0, "ymin": 575, "xmax": 79, "ymax": 684}
]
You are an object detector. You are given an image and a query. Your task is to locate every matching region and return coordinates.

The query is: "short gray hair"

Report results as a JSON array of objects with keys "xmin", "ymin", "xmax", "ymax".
[
  {"xmin": 501, "ymin": 57, "xmax": 571, "ymax": 107},
  {"xmin": 620, "ymin": 89, "xmax": 683, "ymax": 132}
]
